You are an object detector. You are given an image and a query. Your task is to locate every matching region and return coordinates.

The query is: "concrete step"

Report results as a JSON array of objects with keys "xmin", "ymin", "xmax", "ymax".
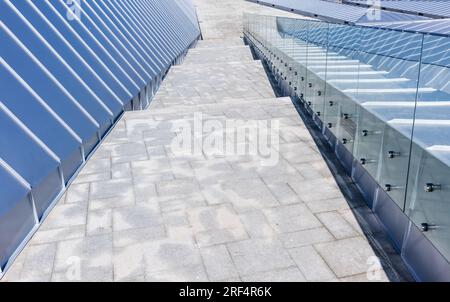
[
  {"xmin": 126, "ymin": 97, "xmax": 294, "ymax": 119},
  {"xmin": 183, "ymin": 45, "xmax": 255, "ymax": 65},
  {"xmin": 195, "ymin": 38, "xmax": 245, "ymax": 48},
  {"xmin": 154, "ymin": 51, "xmax": 275, "ymax": 104}
]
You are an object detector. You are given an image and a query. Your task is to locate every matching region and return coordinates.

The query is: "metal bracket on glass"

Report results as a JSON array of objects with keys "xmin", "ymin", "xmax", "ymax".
[
  {"xmin": 424, "ymin": 183, "xmax": 441, "ymax": 193},
  {"xmin": 343, "ymin": 113, "xmax": 351, "ymax": 120},
  {"xmin": 384, "ymin": 184, "xmax": 400, "ymax": 192},
  {"xmin": 327, "ymin": 123, "xmax": 332, "ymax": 128},
  {"xmin": 308, "ymin": 83, "xmax": 312, "ymax": 88},
  {"xmin": 362, "ymin": 129, "xmax": 381, "ymax": 136},
  {"xmin": 360, "ymin": 158, "xmax": 375, "ymax": 165},
  {"xmin": 388, "ymin": 151, "xmax": 401, "ymax": 159},
  {"xmin": 316, "ymin": 112, "xmax": 321, "ymax": 117},
  {"xmin": 329, "ymin": 101, "xmax": 334, "ymax": 107},
  {"xmin": 421, "ymin": 223, "xmax": 438, "ymax": 232},
  {"xmin": 342, "ymin": 138, "xmax": 353, "ymax": 145}
]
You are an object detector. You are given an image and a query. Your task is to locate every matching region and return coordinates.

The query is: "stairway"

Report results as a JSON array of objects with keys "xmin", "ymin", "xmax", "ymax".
[{"xmin": 1, "ymin": 1, "xmax": 408, "ymax": 282}]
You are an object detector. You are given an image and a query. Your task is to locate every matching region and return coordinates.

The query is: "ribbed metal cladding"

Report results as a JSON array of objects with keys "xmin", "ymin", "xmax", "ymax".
[
  {"xmin": 250, "ymin": 0, "xmax": 370, "ymax": 23},
  {"xmin": 359, "ymin": 19, "xmax": 450, "ymax": 36},
  {"xmin": 0, "ymin": 0, "xmax": 200, "ymax": 274},
  {"xmin": 344, "ymin": 0, "xmax": 450, "ymax": 19},
  {"xmin": 248, "ymin": 0, "xmax": 429, "ymax": 23}
]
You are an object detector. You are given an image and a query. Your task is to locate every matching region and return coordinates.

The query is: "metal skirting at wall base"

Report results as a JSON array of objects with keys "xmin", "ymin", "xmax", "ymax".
[
  {"xmin": 402, "ymin": 221, "xmax": 450, "ymax": 281},
  {"xmin": 245, "ymin": 34, "xmax": 450, "ymax": 282}
]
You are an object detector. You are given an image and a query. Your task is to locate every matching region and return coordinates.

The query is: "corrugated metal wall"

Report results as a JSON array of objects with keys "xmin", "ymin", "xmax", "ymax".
[
  {"xmin": 250, "ymin": 0, "xmax": 370, "ymax": 23},
  {"xmin": 359, "ymin": 19, "xmax": 450, "ymax": 36},
  {"xmin": 0, "ymin": 0, "xmax": 200, "ymax": 275},
  {"xmin": 344, "ymin": 0, "xmax": 450, "ymax": 19},
  {"xmin": 248, "ymin": 0, "xmax": 430, "ymax": 23}
]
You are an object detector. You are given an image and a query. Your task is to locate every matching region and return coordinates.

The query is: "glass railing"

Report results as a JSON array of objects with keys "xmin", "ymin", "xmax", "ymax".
[{"xmin": 244, "ymin": 13, "xmax": 450, "ymax": 262}]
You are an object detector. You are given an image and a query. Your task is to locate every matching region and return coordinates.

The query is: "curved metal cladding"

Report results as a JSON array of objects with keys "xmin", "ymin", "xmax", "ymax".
[
  {"xmin": 0, "ymin": 0, "xmax": 200, "ymax": 274},
  {"xmin": 344, "ymin": 0, "xmax": 450, "ymax": 19},
  {"xmin": 359, "ymin": 19, "xmax": 450, "ymax": 36},
  {"xmin": 247, "ymin": 0, "xmax": 430, "ymax": 23}
]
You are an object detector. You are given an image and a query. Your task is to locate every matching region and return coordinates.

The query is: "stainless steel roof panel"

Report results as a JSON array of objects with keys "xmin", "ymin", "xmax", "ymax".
[
  {"xmin": 2, "ymin": 2, "xmax": 115, "ymax": 130},
  {"xmin": 345, "ymin": 0, "xmax": 450, "ymax": 19},
  {"xmin": 0, "ymin": 20, "xmax": 102, "ymax": 151},
  {"xmin": 248, "ymin": 0, "xmax": 428, "ymax": 23},
  {"xmin": 0, "ymin": 104, "xmax": 63, "ymax": 219},
  {"xmin": 49, "ymin": 1, "xmax": 140, "ymax": 98},
  {"xmin": 250, "ymin": 0, "xmax": 369, "ymax": 23},
  {"xmin": 0, "ymin": 62, "xmax": 84, "ymax": 182},
  {"xmin": 0, "ymin": 0, "xmax": 200, "ymax": 275},
  {"xmin": 360, "ymin": 19, "xmax": 450, "ymax": 36},
  {"xmin": 12, "ymin": 1, "xmax": 125, "ymax": 118},
  {"xmin": 0, "ymin": 160, "xmax": 35, "ymax": 271}
]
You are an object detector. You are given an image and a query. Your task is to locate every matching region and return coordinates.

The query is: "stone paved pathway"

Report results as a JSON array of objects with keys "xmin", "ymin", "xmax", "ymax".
[{"xmin": 2, "ymin": 0, "xmax": 407, "ymax": 282}]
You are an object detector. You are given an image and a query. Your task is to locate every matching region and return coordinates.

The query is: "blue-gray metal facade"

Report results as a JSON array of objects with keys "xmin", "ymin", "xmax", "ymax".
[
  {"xmin": 344, "ymin": 0, "xmax": 450, "ymax": 19},
  {"xmin": 0, "ymin": 0, "xmax": 200, "ymax": 275},
  {"xmin": 360, "ymin": 19, "xmax": 450, "ymax": 36},
  {"xmin": 356, "ymin": 8, "xmax": 430, "ymax": 23},
  {"xmin": 248, "ymin": 0, "xmax": 429, "ymax": 23},
  {"xmin": 251, "ymin": 0, "xmax": 370, "ymax": 23}
]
